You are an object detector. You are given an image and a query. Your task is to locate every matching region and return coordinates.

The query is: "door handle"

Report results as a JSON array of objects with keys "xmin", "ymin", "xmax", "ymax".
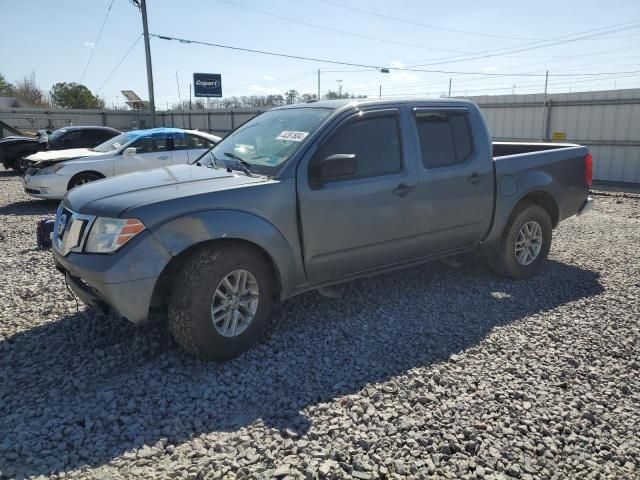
[
  {"xmin": 392, "ymin": 183, "xmax": 416, "ymax": 197},
  {"xmin": 467, "ymin": 172, "xmax": 486, "ymax": 184},
  {"xmin": 158, "ymin": 155, "xmax": 170, "ymax": 160}
]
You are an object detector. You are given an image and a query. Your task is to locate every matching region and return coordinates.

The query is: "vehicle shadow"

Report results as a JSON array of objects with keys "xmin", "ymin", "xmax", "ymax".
[
  {"xmin": 0, "ymin": 199, "xmax": 58, "ymax": 216},
  {"xmin": 0, "ymin": 258, "xmax": 603, "ymax": 477}
]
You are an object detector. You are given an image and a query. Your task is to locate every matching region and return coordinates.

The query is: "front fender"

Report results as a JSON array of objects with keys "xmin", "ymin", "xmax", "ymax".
[{"xmin": 150, "ymin": 210, "xmax": 305, "ymax": 299}]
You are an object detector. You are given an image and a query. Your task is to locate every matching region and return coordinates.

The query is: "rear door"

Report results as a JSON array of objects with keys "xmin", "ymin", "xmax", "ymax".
[
  {"xmin": 411, "ymin": 107, "xmax": 494, "ymax": 254},
  {"xmin": 114, "ymin": 134, "xmax": 172, "ymax": 175},
  {"xmin": 297, "ymin": 108, "xmax": 421, "ymax": 282}
]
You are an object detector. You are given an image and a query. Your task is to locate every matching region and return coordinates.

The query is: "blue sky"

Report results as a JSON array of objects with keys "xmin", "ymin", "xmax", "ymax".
[{"xmin": 1, "ymin": 0, "xmax": 639, "ymax": 108}]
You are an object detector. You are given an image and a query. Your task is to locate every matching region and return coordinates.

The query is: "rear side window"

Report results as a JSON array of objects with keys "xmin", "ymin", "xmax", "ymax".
[
  {"xmin": 315, "ymin": 114, "xmax": 402, "ymax": 181},
  {"xmin": 415, "ymin": 112, "xmax": 473, "ymax": 168}
]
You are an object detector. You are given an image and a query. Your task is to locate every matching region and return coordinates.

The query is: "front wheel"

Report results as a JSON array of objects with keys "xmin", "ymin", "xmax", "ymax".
[
  {"xmin": 486, "ymin": 201, "xmax": 552, "ymax": 279},
  {"xmin": 168, "ymin": 243, "xmax": 274, "ymax": 361},
  {"xmin": 68, "ymin": 172, "xmax": 103, "ymax": 190}
]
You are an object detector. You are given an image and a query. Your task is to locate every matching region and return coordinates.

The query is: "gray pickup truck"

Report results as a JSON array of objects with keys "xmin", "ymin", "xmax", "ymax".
[{"xmin": 52, "ymin": 98, "xmax": 593, "ymax": 360}]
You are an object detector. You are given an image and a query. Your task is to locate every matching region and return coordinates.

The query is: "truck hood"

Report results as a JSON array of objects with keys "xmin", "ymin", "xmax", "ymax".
[
  {"xmin": 26, "ymin": 148, "xmax": 103, "ymax": 162},
  {"xmin": 65, "ymin": 164, "xmax": 271, "ymax": 217}
]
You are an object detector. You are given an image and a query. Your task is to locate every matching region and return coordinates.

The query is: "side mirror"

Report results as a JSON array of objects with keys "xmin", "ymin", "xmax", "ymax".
[
  {"xmin": 313, "ymin": 153, "xmax": 357, "ymax": 186},
  {"xmin": 123, "ymin": 147, "xmax": 136, "ymax": 159}
]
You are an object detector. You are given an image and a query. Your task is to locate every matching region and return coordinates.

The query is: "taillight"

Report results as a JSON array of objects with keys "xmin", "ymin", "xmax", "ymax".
[{"xmin": 585, "ymin": 153, "xmax": 593, "ymax": 188}]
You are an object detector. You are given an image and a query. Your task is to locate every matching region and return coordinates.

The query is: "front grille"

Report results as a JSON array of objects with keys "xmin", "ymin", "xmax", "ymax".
[
  {"xmin": 25, "ymin": 188, "xmax": 40, "ymax": 194},
  {"xmin": 54, "ymin": 205, "xmax": 95, "ymax": 256}
]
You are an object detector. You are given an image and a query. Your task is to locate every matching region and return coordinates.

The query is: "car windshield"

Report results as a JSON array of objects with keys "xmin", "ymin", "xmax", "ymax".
[
  {"xmin": 47, "ymin": 129, "xmax": 68, "ymax": 142},
  {"xmin": 91, "ymin": 132, "xmax": 137, "ymax": 152},
  {"xmin": 198, "ymin": 108, "xmax": 332, "ymax": 175}
]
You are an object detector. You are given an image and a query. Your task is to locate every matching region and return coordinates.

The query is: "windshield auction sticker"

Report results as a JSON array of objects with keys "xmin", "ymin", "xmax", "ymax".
[{"xmin": 276, "ymin": 131, "xmax": 309, "ymax": 142}]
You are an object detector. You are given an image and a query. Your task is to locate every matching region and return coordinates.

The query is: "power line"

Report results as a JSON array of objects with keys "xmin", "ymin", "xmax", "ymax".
[
  {"xmin": 151, "ymin": 33, "xmax": 640, "ymax": 77},
  {"xmin": 405, "ymin": 21, "xmax": 640, "ymax": 67},
  {"xmin": 317, "ymin": 0, "xmax": 541, "ymax": 41},
  {"xmin": 216, "ymin": 0, "xmax": 469, "ymax": 54},
  {"xmin": 97, "ymin": 34, "xmax": 143, "ymax": 93},
  {"xmin": 80, "ymin": 0, "xmax": 116, "ymax": 83}
]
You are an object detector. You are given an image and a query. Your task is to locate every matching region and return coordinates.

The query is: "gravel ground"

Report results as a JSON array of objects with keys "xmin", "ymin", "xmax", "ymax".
[{"xmin": 0, "ymin": 168, "xmax": 639, "ymax": 480}]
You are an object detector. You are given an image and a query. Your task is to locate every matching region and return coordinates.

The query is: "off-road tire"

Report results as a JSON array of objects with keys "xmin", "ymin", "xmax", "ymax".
[
  {"xmin": 487, "ymin": 201, "xmax": 552, "ymax": 279},
  {"xmin": 68, "ymin": 172, "xmax": 104, "ymax": 191},
  {"xmin": 168, "ymin": 243, "xmax": 274, "ymax": 361}
]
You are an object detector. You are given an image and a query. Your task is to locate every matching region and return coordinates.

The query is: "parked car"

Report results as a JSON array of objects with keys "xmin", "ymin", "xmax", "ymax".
[
  {"xmin": 23, "ymin": 127, "xmax": 220, "ymax": 200},
  {"xmin": 51, "ymin": 98, "xmax": 593, "ymax": 360},
  {"xmin": 0, "ymin": 126, "xmax": 120, "ymax": 171}
]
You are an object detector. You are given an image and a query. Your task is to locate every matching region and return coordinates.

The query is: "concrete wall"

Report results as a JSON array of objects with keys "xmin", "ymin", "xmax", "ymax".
[
  {"xmin": 1, "ymin": 88, "xmax": 639, "ymax": 183},
  {"xmin": 0, "ymin": 107, "xmax": 265, "ymax": 139}
]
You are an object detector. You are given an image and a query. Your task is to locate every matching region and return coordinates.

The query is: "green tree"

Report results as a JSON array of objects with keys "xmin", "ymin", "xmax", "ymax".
[
  {"xmin": 0, "ymin": 73, "xmax": 14, "ymax": 95},
  {"xmin": 50, "ymin": 82, "xmax": 105, "ymax": 109}
]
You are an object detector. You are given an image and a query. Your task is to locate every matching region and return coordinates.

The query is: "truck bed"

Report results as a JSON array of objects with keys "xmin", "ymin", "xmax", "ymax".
[{"xmin": 485, "ymin": 141, "xmax": 590, "ymax": 247}]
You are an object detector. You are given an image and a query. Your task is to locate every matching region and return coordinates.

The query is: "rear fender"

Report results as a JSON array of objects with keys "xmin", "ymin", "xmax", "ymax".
[
  {"xmin": 150, "ymin": 210, "xmax": 304, "ymax": 299},
  {"xmin": 483, "ymin": 170, "xmax": 559, "ymax": 248}
]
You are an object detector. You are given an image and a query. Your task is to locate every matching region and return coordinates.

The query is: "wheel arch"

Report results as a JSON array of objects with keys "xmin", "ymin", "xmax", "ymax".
[
  {"xmin": 483, "ymin": 177, "xmax": 560, "ymax": 250},
  {"xmin": 517, "ymin": 190, "xmax": 559, "ymax": 227},
  {"xmin": 67, "ymin": 170, "xmax": 105, "ymax": 190},
  {"xmin": 148, "ymin": 237, "xmax": 282, "ymax": 321},
  {"xmin": 147, "ymin": 210, "xmax": 304, "ymax": 320}
]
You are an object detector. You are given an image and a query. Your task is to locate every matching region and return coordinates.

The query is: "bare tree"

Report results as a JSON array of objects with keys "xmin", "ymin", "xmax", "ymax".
[{"xmin": 14, "ymin": 71, "xmax": 48, "ymax": 107}]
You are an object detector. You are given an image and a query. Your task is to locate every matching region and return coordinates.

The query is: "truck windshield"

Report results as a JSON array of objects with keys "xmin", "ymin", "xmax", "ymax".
[
  {"xmin": 47, "ymin": 129, "xmax": 68, "ymax": 142},
  {"xmin": 199, "ymin": 108, "xmax": 331, "ymax": 175}
]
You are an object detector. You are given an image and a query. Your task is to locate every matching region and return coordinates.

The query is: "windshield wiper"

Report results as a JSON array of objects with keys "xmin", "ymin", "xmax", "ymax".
[{"xmin": 224, "ymin": 152, "xmax": 254, "ymax": 177}]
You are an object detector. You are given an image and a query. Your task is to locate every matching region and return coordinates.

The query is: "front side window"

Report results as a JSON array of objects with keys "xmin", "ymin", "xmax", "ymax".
[
  {"xmin": 415, "ymin": 111, "xmax": 473, "ymax": 168},
  {"xmin": 188, "ymin": 134, "xmax": 210, "ymax": 149},
  {"xmin": 129, "ymin": 135, "xmax": 168, "ymax": 154},
  {"xmin": 200, "ymin": 107, "xmax": 332, "ymax": 175},
  {"xmin": 313, "ymin": 114, "xmax": 402, "ymax": 181}
]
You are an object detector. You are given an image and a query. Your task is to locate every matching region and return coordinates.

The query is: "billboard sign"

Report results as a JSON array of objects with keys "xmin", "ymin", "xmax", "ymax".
[{"xmin": 193, "ymin": 73, "xmax": 222, "ymax": 97}]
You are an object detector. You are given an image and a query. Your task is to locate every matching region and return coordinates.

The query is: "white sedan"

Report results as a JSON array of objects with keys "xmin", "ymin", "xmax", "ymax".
[{"xmin": 23, "ymin": 127, "xmax": 220, "ymax": 200}]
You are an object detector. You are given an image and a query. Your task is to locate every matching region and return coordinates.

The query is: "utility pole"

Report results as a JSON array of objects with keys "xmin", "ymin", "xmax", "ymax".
[
  {"xmin": 541, "ymin": 70, "xmax": 549, "ymax": 141},
  {"xmin": 317, "ymin": 68, "xmax": 320, "ymax": 100},
  {"xmin": 189, "ymin": 83, "xmax": 192, "ymax": 110},
  {"xmin": 337, "ymin": 79, "xmax": 342, "ymax": 99},
  {"xmin": 448, "ymin": 78, "xmax": 452, "ymax": 98},
  {"xmin": 379, "ymin": 85, "xmax": 382, "ymax": 98},
  {"xmin": 138, "ymin": 0, "xmax": 156, "ymax": 127}
]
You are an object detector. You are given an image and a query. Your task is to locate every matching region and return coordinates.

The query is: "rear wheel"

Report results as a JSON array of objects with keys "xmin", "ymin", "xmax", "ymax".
[
  {"xmin": 168, "ymin": 243, "xmax": 274, "ymax": 361},
  {"xmin": 487, "ymin": 201, "xmax": 552, "ymax": 279},
  {"xmin": 68, "ymin": 172, "xmax": 103, "ymax": 190}
]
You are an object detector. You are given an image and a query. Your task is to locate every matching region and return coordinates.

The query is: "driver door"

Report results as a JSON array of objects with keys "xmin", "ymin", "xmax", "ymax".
[
  {"xmin": 115, "ymin": 134, "xmax": 172, "ymax": 175},
  {"xmin": 297, "ymin": 108, "xmax": 421, "ymax": 282}
]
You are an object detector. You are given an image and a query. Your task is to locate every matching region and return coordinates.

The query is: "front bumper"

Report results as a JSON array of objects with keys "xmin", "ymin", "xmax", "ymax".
[
  {"xmin": 62, "ymin": 269, "xmax": 159, "ymax": 324},
  {"xmin": 53, "ymin": 228, "xmax": 173, "ymax": 325},
  {"xmin": 577, "ymin": 196, "xmax": 594, "ymax": 216},
  {"xmin": 23, "ymin": 172, "xmax": 68, "ymax": 200}
]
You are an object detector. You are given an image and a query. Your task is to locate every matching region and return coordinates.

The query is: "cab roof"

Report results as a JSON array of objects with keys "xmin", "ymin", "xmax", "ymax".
[{"xmin": 272, "ymin": 97, "xmax": 476, "ymax": 111}]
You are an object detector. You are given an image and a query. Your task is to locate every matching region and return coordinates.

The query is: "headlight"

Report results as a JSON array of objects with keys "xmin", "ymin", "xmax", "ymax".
[
  {"xmin": 85, "ymin": 217, "xmax": 145, "ymax": 253},
  {"xmin": 36, "ymin": 164, "xmax": 66, "ymax": 175}
]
